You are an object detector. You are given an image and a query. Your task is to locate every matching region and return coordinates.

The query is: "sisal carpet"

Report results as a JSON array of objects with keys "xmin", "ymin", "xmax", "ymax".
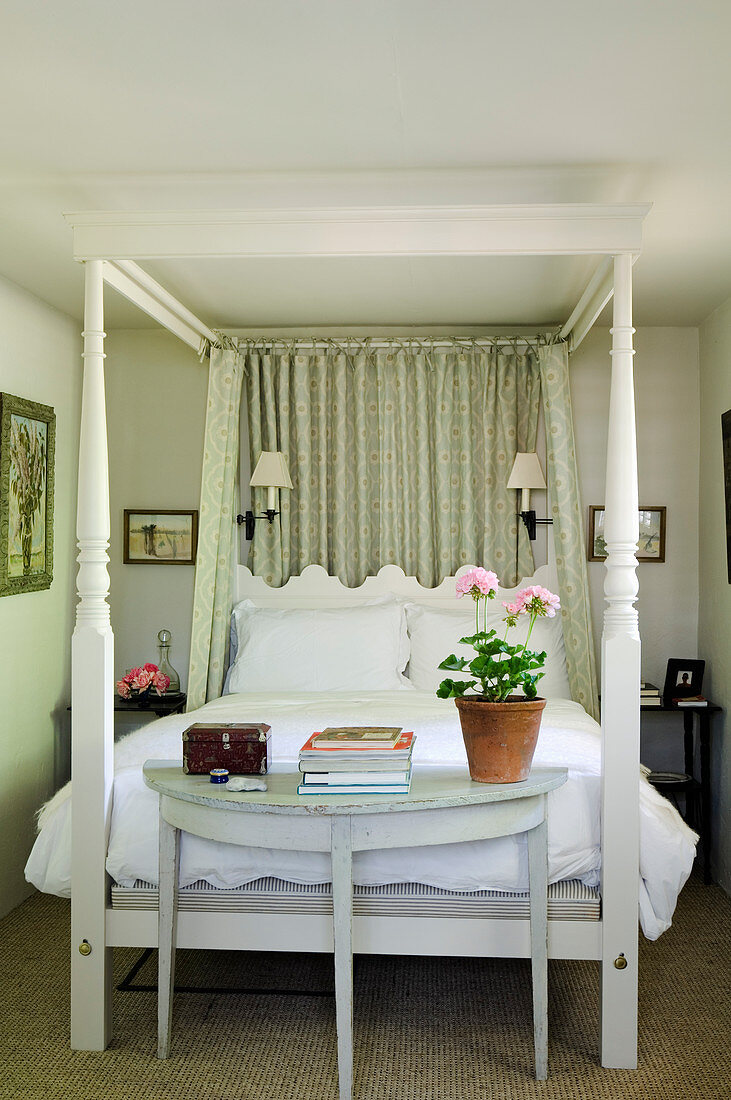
[{"xmin": 1, "ymin": 875, "xmax": 729, "ymax": 1100}]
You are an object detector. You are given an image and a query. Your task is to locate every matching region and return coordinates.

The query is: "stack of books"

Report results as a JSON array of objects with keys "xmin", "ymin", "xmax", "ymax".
[
  {"xmin": 641, "ymin": 682, "xmax": 662, "ymax": 706},
  {"xmin": 297, "ymin": 727, "xmax": 415, "ymax": 795}
]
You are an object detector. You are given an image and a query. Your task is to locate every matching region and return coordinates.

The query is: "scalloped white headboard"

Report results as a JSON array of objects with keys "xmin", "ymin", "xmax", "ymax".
[{"xmin": 233, "ymin": 562, "xmax": 558, "ymax": 609}]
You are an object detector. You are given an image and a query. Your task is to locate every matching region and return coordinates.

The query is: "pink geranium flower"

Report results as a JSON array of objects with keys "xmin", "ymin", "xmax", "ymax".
[
  {"xmin": 455, "ymin": 567, "xmax": 499, "ymax": 601},
  {"xmin": 502, "ymin": 601, "xmax": 521, "ymax": 627},
  {"xmin": 515, "ymin": 585, "xmax": 561, "ymax": 618}
]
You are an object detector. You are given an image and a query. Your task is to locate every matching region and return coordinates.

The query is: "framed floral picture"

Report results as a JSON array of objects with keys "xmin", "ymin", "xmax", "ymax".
[
  {"xmin": 588, "ymin": 505, "xmax": 666, "ymax": 563},
  {"xmin": 0, "ymin": 393, "xmax": 56, "ymax": 597},
  {"xmin": 123, "ymin": 509, "xmax": 198, "ymax": 565}
]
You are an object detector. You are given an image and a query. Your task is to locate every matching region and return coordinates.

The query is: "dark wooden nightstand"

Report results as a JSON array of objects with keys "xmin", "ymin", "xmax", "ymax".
[
  {"xmin": 114, "ymin": 692, "xmax": 187, "ymax": 718},
  {"xmin": 643, "ymin": 701, "xmax": 722, "ymax": 884}
]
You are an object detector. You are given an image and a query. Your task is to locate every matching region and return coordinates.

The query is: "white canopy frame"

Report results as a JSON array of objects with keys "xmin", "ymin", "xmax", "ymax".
[{"xmin": 67, "ymin": 203, "xmax": 648, "ymax": 1068}]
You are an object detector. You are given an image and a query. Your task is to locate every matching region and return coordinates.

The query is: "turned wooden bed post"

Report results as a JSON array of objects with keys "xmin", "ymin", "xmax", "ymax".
[
  {"xmin": 70, "ymin": 259, "xmax": 115, "ymax": 1050},
  {"xmin": 600, "ymin": 251, "xmax": 641, "ymax": 1068}
]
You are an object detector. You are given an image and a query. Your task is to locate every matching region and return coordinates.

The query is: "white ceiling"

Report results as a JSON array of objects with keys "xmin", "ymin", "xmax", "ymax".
[{"xmin": 1, "ymin": 1, "xmax": 729, "ymax": 331}]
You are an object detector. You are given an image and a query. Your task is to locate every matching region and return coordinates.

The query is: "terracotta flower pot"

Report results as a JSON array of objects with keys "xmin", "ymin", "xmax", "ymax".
[{"xmin": 455, "ymin": 696, "xmax": 547, "ymax": 783}]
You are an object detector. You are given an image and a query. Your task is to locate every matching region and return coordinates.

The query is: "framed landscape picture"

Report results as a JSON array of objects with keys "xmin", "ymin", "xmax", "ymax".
[
  {"xmin": 0, "ymin": 392, "xmax": 55, "ymax": 597},
  {"xmin": 588, "ymin": 505, "xmax": 666, "ymax": 563},
  {"xmin": 123, "ymin": 509, "xmax": 198, "ymax": 565}
]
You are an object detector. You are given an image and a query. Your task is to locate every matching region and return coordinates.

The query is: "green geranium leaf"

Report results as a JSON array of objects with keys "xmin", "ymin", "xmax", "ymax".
[
  {"xmin": 436, "ymin": 678, "xmax": 477, "ymax": 698},
  {"xmin": 438, "ymin": 654, "xmax": 469, "ymax": 671}
]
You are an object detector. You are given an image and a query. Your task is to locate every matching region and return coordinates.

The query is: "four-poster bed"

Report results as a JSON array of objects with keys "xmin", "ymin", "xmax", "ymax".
[{"xmin": 66, "ymin": 204, "xmax": 651, "ymax": 1068}]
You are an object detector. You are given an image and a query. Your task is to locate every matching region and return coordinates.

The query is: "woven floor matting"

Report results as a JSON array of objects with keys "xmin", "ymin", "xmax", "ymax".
[{"xmin": 1, "ymin": 874, "xmax": 729, "ymax": 1100}]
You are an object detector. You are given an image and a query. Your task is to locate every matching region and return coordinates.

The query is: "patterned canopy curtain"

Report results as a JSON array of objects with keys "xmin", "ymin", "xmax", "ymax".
[
  {"xmin": 538, "ymin": 342, "xmax": 599, "ymax": 718},
  {"xmin": 187, "ymin": 341, "xmax": 244, "ymax": 709},
  {"xmin": 244, "ymin": 339, "xmax": 540, "ymax": 589}
]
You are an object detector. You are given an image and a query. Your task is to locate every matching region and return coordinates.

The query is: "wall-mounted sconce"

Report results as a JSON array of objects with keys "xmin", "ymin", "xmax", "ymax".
[
  {"xmin": 236, "ymin": 451, "xmax": 293, "ymax": 540},
  {"xmin": 507, "ymin": 452, "xmax": 553, "ymax": 541}
]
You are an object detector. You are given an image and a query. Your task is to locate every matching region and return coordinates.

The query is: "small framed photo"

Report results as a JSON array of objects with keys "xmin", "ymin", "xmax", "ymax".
[
  {"xmin": 123, "ymin": 509, "xmax": 198, "ymax": 565},
  {"xmin": 588, "ymin": 506, "xmax": 666, "ymax": 563},
  {"xmin": 662, "ymin": 658, "xmax": 705, "ymax": 703},
  {"xmin": 0, "ymin": 392, "xmax": 56, "ymax": 597}
]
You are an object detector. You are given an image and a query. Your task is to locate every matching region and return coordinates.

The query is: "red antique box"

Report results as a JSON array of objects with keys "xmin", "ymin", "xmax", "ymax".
[{"xmin": 182, "ymin": 723, "xmax": 271, "ymax": 775}]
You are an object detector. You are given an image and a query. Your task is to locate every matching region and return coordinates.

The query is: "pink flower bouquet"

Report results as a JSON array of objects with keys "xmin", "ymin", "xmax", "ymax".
[{"xmin": 116, "ymin": 663, "xmax": 170, "ymax": 700}]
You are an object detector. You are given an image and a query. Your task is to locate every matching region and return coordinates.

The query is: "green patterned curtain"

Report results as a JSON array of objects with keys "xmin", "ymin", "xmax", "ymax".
[
  {"xmin": 538, "ymin": 342, "xmax": 599, "ymax": 718},
  {"xmin": 245, "ymin": 340, "xmax": 540, "ymax": 589},
  {"xmin": 187, "ymin": 343, "xmax": 244, "ymax": 709}
]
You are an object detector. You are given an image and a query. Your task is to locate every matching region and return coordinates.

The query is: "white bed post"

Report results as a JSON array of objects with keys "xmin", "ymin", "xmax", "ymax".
[
  {"xmin": 70, "ymin": 259, "xmax": 115, "ymax": 1050},
  {"xmin": 599, "ymin": 252, "xmax": 640, "ymax": 1068}
]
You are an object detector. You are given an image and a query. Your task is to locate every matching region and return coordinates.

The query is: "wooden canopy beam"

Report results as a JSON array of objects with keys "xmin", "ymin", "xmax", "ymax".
[{"xmin": 65, "ymin": 204, "xmax": 651, "ymax": 261}]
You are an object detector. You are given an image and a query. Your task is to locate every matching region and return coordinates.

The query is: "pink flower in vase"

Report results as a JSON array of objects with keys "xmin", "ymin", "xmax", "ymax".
[
  {"xmin": 153, "ymin": 670, "xmax": 170, "ymax": 696},
  {"xmin": 116, "ymin": 679, "xmax": 132, "ymax": 699},
  {"xmin": 133, "ymin": 668, "xmax": 154, "ymax": 692}
]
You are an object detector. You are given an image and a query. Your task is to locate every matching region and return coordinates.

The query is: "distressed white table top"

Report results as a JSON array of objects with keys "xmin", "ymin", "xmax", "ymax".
[{"xmin": 143, "ymin": 760, "xmax": 567, "ymax": 817}]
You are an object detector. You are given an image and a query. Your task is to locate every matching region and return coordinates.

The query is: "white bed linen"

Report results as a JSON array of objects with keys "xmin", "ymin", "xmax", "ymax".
[{"xmin": 25, "ymin": 692, "xmax": 697, "ymax": 940}]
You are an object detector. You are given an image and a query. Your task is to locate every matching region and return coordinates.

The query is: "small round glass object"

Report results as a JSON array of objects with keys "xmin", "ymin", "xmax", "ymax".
[{"xmin": 157, "ymin": 628, "xmax": 180, "ymax": 693}]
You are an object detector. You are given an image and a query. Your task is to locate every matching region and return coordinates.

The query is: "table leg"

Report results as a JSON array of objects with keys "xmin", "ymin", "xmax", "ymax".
[
  {"xmin": 331, "ymin": 816, "xmax": 353, "ymax": 1100},
  {"xmin": 157, "ymin": 806, "xmax": 180, "ymax": 1059},
  {"xmin": 527, "ymin": 812, "xmax": 548, "ymax": 1080}
]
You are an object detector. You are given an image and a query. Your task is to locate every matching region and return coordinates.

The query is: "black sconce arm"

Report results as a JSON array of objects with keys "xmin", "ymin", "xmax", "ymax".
[{"xmin": 236, "ymin": 509, "xmax": 278, "ymax": 540}]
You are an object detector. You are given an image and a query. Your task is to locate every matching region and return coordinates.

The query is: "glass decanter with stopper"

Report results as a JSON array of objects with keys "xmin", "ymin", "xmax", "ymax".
[{"xmin": 157, "ymin": 628, "xmax": 180, "ymax": 694}]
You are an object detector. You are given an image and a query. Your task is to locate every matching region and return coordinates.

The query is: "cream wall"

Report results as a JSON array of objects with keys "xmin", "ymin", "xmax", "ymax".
[
  {"xmin": 0, "ymin": 275, "xmax": 81, "ymax": 918},
  {"xmin": 698, "ymin": 296, "xmax": 731, "ymax": 893},
  {"xmin": 571, "ymin": 327, "xmax": 701, "ymax": 772},
  {"xmin": 105, "ymin": 330, "xmax": 207, "ymax": 693}
]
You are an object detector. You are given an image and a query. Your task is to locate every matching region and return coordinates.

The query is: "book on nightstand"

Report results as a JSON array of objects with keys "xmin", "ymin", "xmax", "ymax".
[
  {"xmin": 311, "ymin": 726, "xmax": 402, "ymax": 749},
  {"xmin": 674, "ymin": 695, "xmax": 708, "ymax": 707}
]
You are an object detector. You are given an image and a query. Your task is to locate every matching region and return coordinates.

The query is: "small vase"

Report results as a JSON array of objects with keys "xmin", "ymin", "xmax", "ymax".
[
  {"xmin": 157, "ymin": 628, "xmax": 180, "ymax": 694},
  {"xmin": 455, "ymin": 696, "xmax": 547, "ymax": 783}
]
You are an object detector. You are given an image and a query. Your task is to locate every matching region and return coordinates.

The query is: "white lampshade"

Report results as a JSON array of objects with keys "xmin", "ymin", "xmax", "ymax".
[
  {"xmin": 507, "ymin": 452, "xmax": 546, "ymax": 491},
  {"xmin": 249, "ymin": 451, "xmax": 293, "ymax": 514},
  {"xmin": 507, "ymin": 452, "xmax": 546, "ymax": 514},
  {"xmin": 249, "ymin": 451, "xmax": 293, "ymax": 490}
]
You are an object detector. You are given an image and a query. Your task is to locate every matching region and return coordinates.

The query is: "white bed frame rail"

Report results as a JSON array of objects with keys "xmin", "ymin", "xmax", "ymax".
[{"xmin": 69, "ymin": 205, "xmax": 644, "ymax": 1067}]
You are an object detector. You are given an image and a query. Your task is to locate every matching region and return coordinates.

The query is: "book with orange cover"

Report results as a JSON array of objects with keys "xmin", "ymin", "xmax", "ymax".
[
  {"xmin": 299, "ymin": 731, "xmax": 414, "ymax": 754},
  {"xmin": 312, "ymin": 726, "xmax": 401, "ymax": 748}
]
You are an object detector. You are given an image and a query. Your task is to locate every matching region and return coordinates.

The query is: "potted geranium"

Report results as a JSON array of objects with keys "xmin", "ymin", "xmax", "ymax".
[
  {"xmin": 437, "ymin": 567, "xmax": 560, "ymax": 783},
  {"xmin": 116, "ymin": 663, "xmax": 170, "ymax": 705}
]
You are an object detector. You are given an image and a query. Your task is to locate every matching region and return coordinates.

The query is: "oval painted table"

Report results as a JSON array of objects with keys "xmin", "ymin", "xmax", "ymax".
[{"xmin": 143, "ymin": 761, "xmax": 568, "ymax": 1095}]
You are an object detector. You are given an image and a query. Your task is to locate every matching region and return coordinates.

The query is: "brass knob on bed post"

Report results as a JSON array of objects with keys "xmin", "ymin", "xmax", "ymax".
[
  {"xmin": 614, "ymin": 953, "xmax": 628, "ymax": 969},
  {"xmin": 78, "ymin": 940, "xmax": 92, "ymax": 956}
]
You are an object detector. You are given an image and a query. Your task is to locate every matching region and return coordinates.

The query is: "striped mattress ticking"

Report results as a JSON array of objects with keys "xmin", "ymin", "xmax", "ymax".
[{"xmin": 111, "ymin": 877, "xmax": 600, "ymax": 920}]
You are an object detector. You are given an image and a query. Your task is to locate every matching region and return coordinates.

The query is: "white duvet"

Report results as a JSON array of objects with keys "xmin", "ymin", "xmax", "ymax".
[{"xmin": 25, "ymin": 692, "xmax": 697, "ymax": 940}]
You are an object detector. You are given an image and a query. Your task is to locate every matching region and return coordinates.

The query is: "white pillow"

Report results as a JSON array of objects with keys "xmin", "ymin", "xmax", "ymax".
[
  {"xmin": 404, "ymin": 596, "xmax": 571, "ymax": 699},
  {"xmin": 224, "ymin": 599, "xmax": 413, "ymax": 694}
]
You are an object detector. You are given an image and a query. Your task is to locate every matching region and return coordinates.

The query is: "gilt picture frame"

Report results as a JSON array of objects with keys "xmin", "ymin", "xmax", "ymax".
[
  {"xmin": 588, "ymin": 505, "xmax": 666, "ymax": 563},
  {"xmin": 123, "ymin": 509, "xmax": 199, "ymax": 565},
  {"xmin": 0, "ymin": 392, "xmax": 55, "ymax": 597}
]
